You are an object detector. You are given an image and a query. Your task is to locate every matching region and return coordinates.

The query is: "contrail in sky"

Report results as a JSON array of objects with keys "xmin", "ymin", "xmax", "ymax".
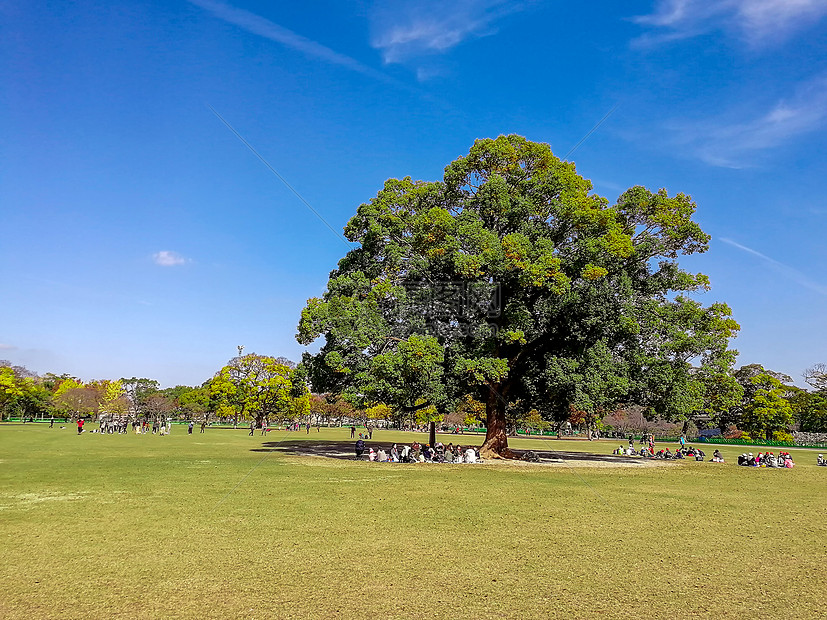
[
  {"xmin": 188, "ymin": 0, "xmax": 413, "ymax": 92},
  {"xmin": 720, "ymin": 237, "xmax": 827, "ymax": 296}
]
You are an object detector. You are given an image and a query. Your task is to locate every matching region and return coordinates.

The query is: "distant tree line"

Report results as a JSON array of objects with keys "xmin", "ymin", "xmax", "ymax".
[
  {"xmin": 2, "ymin": 356, "xmax": 824, "ymax": 439},
  {"xmin": 0, "ymin": 353, "xmax": 310, "ymax": 427},
  {"xmin": 600, "ymin": 363, "xmax": 827, "ymax": 440}
]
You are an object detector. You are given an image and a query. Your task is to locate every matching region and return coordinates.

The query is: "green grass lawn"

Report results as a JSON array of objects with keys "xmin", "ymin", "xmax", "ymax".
[{"xmin": 1, "ymin": 424, "xmax": 825, "ymax": 619}]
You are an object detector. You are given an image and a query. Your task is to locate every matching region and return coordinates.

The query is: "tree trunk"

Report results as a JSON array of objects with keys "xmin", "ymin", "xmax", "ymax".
[
  {"xmin": 429, "ymin": 421, "xmax": 436, "ymax": 447},
  {"xmin": 480, "ymin": 385, "xmax": 516, "ymax": 459}
]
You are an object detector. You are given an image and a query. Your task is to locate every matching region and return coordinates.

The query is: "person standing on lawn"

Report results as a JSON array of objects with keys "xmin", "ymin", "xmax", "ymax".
[{"xmin": 76, "ymin": 417, "xmax": 84, "ymax": 434}]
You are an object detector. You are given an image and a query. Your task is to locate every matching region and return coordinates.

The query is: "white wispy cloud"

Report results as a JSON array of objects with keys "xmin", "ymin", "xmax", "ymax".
[
  {"xmin": 720, "ymin": 237, "xmax": 827, "ymax": 296},
  {"xmin": 153, "ymin": 251, "xmax": 190, "ymax": 267},
  {"xmin": 668, "ymin": 75, "xmax": 827, "ymax": 167},
  {"xmin": 633, "ymin": 0, "xmax": 827, "ymax": 46},
  {"xmin": 370, "ymin": 0, "xmax": 526, "ymax": 65},
  {"xmin": 0, "ymin": 343, "xmax": 17, "ymax": 350},
  {"xmin": 188, "ymin": 0, "xmax": 406, "ymax": 88}
]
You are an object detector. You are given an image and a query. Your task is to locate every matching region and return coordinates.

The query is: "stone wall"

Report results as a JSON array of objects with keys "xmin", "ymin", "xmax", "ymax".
[{"xmin": 792, "ymin": 431, "xmax": 827, "ymax": 447}]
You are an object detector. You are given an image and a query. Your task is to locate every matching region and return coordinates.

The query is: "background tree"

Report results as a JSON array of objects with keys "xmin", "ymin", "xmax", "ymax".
[
  {"xmin": 803, "ymin": 363, "xmax": 827, "ymax": 392},
  {"xmin": 143, "ymin": 393, "xmax": 175, "ymax": 424},
  {"xmin": 312, "ymin": 394, "xmax": 358, "ymax": 427},
  {"xmin": 365, "ymin": 403, "xmax": 393, "ymax": 426},
  {"xmin": 522, "ymin": 409, "xmax": 548, "ymax": 435},
  {"xmin": 121, "ymin": 378, "xmax": 161, "ymax": 420},
  {"xmin": 790, "ymin": 389, "xmax": 827, "ymax": 433},
  {"xmin": 1, "ymin": 366, "xmax": 28, "ymax": 420},
  {"xmin": 719, "ymin": 364, "xmax": 794, "ymax": 435},
  {"xmin": 210, "ymin": 354, "xmax": 309, "ymax": 428},
  {"xmin": 740, "ymin": 373, "xmax": 794, "ymax": 440},
  {"xmin": 454, "ymin": 394, "xmax": 486, "ymax": 427},
  {"xmin": 0, "ymin": 363, "xmax": 55, "ymax": 421},
  {"xmin": 53, "ymin": 379, "xmax": 101, "ymax": 420},
  {"xmin": 176, "ymin": 385, "xmax": 211, "ymax": 420},
  {"xmin": 94, "ymin": 379, "xmax": 128, "ymax": 419}
]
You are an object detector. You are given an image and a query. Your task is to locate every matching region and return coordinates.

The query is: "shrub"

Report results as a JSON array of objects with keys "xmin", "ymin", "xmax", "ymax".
[{"xmin": 723, "ymin": 425, "xmax": 743, "ymax": 440}]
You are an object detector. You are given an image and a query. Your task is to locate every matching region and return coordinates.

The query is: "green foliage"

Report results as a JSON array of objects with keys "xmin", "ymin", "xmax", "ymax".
[
  {"xmin": 209, "ymin": 354, "xmax": 309, "ymax": 425},
  {"xmin": 365, "ymin": 403, "xmax": 392, "ymax": 421},
  {"xmin": 522, "ymin": 409, "xmax": 549, "ymax": 433},
  {"xmin": 176, "ymin": 386, "xmax": 210, "ymax": 418},
  {"xmin": 0, "ymin": 366, "xmax": 51, "ymax": 420},
  {"xmin": 455, "ymin": 394, "xmax": 486, "ymax": 426},
  {"xmin": 740, "ymin": 373, "xmax": 794, "ymax": 441},
  {"xmin": 773, "ymin": 430, "xmax": 795, "ymax": 443},
  {"xmin": 790, "ymin": 389, "xmax": 827, "ymax": 432},
  {"xmin": 719, "ymin": 365, "xmax": 797, "ymax": 437},
  {"xmin": 297, "ymin": 135, "xmax": 738, "ymax": 453},
  {"xmin": 412, "ymin": 399, "xmax": 442, "ymax": 426},
  {"xmin": 120, "ymin": 377, "xmax": 162, "ymax": 418}
]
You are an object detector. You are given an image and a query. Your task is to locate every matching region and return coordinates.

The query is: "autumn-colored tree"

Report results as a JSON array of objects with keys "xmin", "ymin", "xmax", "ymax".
[{"xmin": 53, "ymin": 379, "xmax": 101, "ymax": 420}]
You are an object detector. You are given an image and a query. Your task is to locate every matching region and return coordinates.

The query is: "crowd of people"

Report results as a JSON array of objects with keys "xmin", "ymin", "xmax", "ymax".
[
  {"xmin": 613, "ymin": 443, "xmax": 720, "ymax": 461},
  {"xmin": 355, "ymin": 439, "xmax": 482, "ymax": 463},
  {"xmin": 737, "ymin": 452, "xmax": 795, "ymax": 468},
  {"xmin": 71, "ymin": 415, "xmax": 209, "ymax": 435}
]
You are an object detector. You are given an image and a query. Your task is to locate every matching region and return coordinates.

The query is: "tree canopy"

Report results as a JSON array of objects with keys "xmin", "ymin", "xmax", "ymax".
[
  {"xmin": 297, "ymin": 135, "xmax": 740, "ymax": 456},
  {"xmin": 208, "ymin": 353, "xmax": 309, "ymax": 426}
]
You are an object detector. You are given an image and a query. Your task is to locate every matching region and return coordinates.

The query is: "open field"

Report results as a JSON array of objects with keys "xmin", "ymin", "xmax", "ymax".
[{"xmin": 1, "ymin": 425, "xmax": 826, "ymax": 619}]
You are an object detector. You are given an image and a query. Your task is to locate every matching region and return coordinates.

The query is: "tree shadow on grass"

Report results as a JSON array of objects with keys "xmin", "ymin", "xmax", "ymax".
[
  {"xmin": 252, "ymin": 439, "xmax": 360, "ymax": 461},
  {"xmin": 250, "ymin": 439, "xmax": 659, "ymax": 466}
]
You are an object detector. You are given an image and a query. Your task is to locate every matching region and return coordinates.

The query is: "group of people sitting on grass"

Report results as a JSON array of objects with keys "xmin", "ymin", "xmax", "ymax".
[
  {"xmin": 654, "ymin": 446, "xmax": 708, "ymax": 461},
  {"xmin": 737, "ymin": 452, "xmax": 795, "ymax": 468},
  {"xmin": 355, "ymin": 440, "xmax": 481, "ymax": 463},
  {"xmin": 612, "ymin": 444, "xmax": 726, "ymax": 462},
  {"xmin": 819, "ymin": 454, "xmax": 827, "ymax": 467}
]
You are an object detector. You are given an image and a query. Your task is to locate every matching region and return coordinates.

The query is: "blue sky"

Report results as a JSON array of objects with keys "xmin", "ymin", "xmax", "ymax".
[{"xmin": 2, "ymin": 0, "xmax": 826, "ymax": 387}]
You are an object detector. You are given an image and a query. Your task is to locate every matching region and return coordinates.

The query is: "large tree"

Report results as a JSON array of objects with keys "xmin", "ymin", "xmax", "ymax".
[{"xmin": 298, "ymin": 135, "xmax": 738, "ymax": 457}]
